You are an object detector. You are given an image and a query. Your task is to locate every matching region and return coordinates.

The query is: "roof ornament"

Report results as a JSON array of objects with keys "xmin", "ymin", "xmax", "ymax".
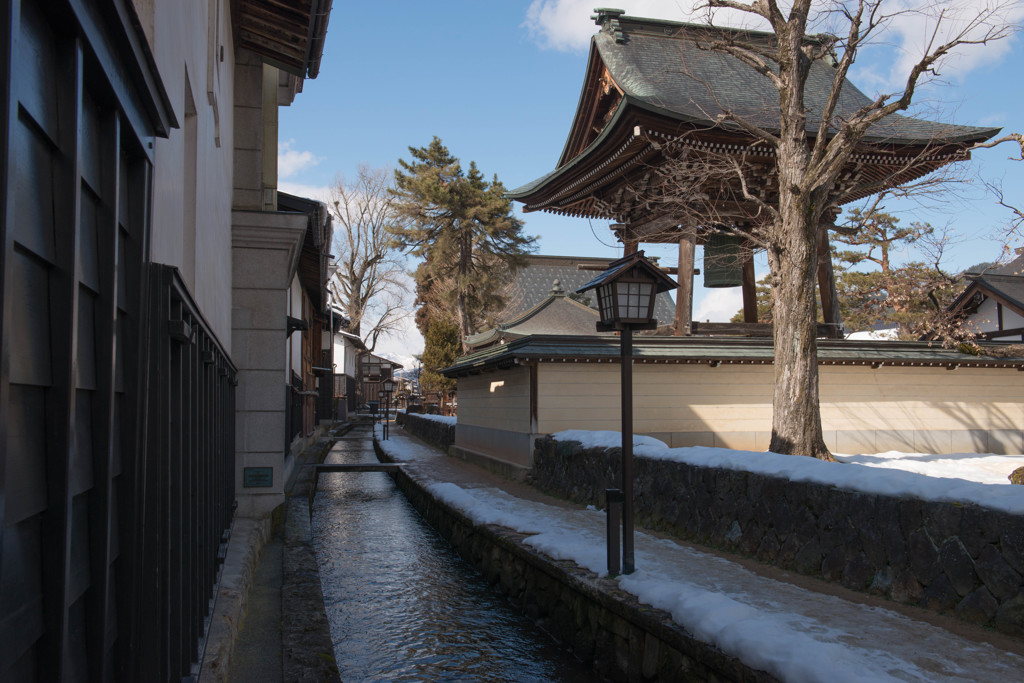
[
  {"xmin": 550, "ymin": 278, "xmax": 566, "ymax": 297},
  {"xmin": 591, "ymin": 8, "xmax": 626, "ymax": 43}
]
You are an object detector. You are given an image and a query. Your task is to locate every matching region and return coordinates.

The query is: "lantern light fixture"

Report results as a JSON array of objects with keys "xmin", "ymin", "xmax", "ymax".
[{"xmin": 576, "ymin": 250, "xmax": 678, "ymax": 575}]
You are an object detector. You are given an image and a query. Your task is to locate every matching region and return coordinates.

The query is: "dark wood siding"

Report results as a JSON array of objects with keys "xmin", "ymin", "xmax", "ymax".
[{"xmin": 0, "ymin": 2, "xmax": 236, "ymax": 681}]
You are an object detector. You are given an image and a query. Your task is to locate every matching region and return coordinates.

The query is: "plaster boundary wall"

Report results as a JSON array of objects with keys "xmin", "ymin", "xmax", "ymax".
[
  {"xmin": 531, "ymin": 437, "xmax": 1024, "ymax": 639},
  {"xmin": 374, "ymin": 439, "xmax": 778, "ymax": 683}
]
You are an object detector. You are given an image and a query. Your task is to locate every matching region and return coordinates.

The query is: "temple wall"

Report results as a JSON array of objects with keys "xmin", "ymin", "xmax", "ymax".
[
  {"xmin": 457, "ymin": 362, "xmax": 1024, "ymax": 465},
  {"xmin": 453, "ymin": 368, "xmax": 534, "ymax": 470}
]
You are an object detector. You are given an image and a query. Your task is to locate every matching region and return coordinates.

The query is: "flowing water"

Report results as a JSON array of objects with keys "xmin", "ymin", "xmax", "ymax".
[{"xmin": 312, "ymin": 432, "xmax": 596, "ymax": 682}]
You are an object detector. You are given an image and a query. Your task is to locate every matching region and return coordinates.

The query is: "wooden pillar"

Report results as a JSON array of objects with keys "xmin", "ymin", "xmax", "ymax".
[
  {"xmin": 816, "ymin": 223, "xmax": 842, "ymax": 338},
  {"xmin": 741, "ymin": 245, "xmax": 758, "ymax": 323},
  {"xmin": 613, "ymin": 223, "xmax": 639, "ymax": 255},
  {"xmin": 675, "ymin": 233, "xmax": 695, "ymax": 335}
]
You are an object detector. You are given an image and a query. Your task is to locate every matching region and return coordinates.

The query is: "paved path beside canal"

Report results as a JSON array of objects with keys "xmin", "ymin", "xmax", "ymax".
[{"xmin": 376, "ymin": 422, "xmax": 1024, "ymax": 682}]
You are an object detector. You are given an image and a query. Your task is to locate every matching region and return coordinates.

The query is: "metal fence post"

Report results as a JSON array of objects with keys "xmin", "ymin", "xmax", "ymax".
[{"xmin": 606, "ymin": 488, "xmax": 623, "ymax": 576}]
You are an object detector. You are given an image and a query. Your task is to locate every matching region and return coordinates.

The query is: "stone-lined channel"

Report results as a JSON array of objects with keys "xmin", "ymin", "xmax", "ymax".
[{"xmin": 311, "ymin": 435, "xmax": 595, "ymax": 682}]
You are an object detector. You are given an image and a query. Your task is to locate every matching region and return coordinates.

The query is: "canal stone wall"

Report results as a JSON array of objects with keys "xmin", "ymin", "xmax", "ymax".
[
  {"xmin": 531, "ymin": 437, "xmax": 1024, "ymax": 639},
  {"xmin": 375, "ymin": 442, "xmax": 778, "ymax": 683},
  {"xmin": 396, "ymin": 412, "xmax": 456, "ymax": 452}
]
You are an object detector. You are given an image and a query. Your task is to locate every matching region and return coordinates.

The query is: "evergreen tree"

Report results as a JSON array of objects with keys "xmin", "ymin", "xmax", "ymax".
[
  {"xmin": 830, "ymin": 210, "xmax": 961, "ymax": 338},
  {"xmin": 390, "ymin": 137, "xmax": 536, "ymax": 348},
  {"xmin": 418, "ymin": 319, "xmax": 459, "ymax": 395},
  {"xmin": 831, "ymin": 209, "xmax": 932, "ymax": 273}
]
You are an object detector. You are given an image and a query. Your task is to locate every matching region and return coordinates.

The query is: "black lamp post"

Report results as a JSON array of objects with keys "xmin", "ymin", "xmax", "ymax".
[
  {"xmin": 382, "ymin": 378, "xmax": 395, "ymax": 440},
  {"xmin": 577, "ymin": 250, "xmax": 678, "ymax": 574}
]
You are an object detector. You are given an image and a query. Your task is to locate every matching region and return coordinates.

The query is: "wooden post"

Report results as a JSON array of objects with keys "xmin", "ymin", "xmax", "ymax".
[
  {"xmin": 742, "ymin": 245, "xmax": 758, "ymax": 323},
  {"xmin": 816, "ymin": 222, "xmax": 842, "ymax": 338},
  {"xmin": 675, "ymin": 234, "xmax": 695, "ymax": 335}
]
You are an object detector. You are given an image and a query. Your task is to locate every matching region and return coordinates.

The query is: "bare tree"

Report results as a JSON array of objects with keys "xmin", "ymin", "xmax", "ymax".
[
  {"xmin": 980, "ymin": 135, "xmax": 1024, "ymax": 255},
  {"xmin": 639, "ymin": 0, "xmax": 1019, "ymax": 459},
  {"xmin": 328, "ymin": 164, "xmax": 411, "ymax": 353}
]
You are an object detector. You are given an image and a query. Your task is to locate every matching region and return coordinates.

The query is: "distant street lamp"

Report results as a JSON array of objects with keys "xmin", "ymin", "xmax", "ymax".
[
  {"xmin": 382, "ymin": 378, "xmax": 396, "ymax": 440},
  {"xmin": 577, "ymin": 250, "xmax": 678, "ymax": 574}
]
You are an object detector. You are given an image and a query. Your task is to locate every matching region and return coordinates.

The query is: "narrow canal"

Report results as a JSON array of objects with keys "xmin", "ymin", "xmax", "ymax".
[{"xmin": 311, "ymin": 429, "xmax": 596, "ymax": 682}]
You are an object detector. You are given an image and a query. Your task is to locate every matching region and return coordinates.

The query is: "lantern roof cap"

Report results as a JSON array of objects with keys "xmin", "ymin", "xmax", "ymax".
[{"xmin": 576, "ymin": 250, "xmax": 678, "ymax": 296}]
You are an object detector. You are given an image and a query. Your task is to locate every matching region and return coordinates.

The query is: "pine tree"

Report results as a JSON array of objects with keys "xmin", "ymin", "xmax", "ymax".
[
  {"xmin": 831, "ymin": 210, "xmax": 962, "ymax": 338},
  {"xmin": 419, "ymin": 319, "xmax": 459, "ymax": 395},
  {"xmin": 390, "ymin": 137, "xmax": 536, "ymax": 348}
]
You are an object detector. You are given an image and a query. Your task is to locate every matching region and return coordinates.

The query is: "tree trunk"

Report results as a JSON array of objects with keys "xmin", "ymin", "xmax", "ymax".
[
  {"xmin": 768, "ymin": 135, "xmax": 834, "ymax": 460},
  {"xmin": 455, "ymin": 294, "xmax": 472, "ymax": 353}
]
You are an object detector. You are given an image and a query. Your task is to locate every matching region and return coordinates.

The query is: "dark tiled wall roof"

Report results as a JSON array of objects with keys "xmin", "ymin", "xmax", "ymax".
[
  {"xmin": 498, "ymin": 255, "xmax": 676, "ymax": 324},
  {"xmin": 598, "ymin": 17, "xmax": 998, "ymax": 145}
]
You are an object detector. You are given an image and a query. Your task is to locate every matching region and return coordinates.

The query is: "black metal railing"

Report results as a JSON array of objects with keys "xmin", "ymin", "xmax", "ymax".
[{"xmin": 128, "ymin": 265, "xmax": 238, "ymax": 681}]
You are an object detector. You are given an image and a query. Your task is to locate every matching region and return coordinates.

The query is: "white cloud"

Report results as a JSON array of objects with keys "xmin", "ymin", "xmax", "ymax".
[
  {"xmin": 693, "ymin": 287, "xmax": 743, "ymax": 322},
  {"xmin": 871, "ymin": 0, "xmax": 1023, "ymax": 89},
  {"xmin": 524, "ymin": 1, "xmax": 707, "ymax": 52},
  {"xmin": 372, "ymin": 315, "xmax": 424, "ymax": 367},
  {"xmin": 278, "ymin": 139, "xmax": 323, "ymax": 178},
  {"xmin": 278, "ymin": 180, "xmax": 332, "ymax": 203},
  {"xmin": 524, "ymin": 0, "xmax": 1019, "ymax": 88}
]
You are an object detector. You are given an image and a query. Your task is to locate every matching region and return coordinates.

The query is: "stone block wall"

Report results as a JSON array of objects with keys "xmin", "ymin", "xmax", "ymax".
[
  {"xmin": 532, "ymin": 437, "xmax": 1024, "ymax": 638},
  {"xmin": 396, "ymin": 413, "xmax": 456, "ymax": 453}
]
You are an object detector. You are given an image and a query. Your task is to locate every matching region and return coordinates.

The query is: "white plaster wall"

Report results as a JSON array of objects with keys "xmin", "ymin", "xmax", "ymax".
[
  {"xmin": 332, "ymin": 336, "xmax": 359, "ymax": 378},
  {"xmin": 1005, "ymin": 307, "xmax": 1024, "ymax": 330},
  {"xmin": 346, "ymin": 343, "xmax": 358, "ymax": 377},
  {"xmin": 968, "ymin": 297, "xmax": 1001, "ymax": 333},
  {"xmin": 145, "ymin": 0, "xmax": 235, "ymax": 347},
  {"xmin": 968, "ymin": 297, "xmax": 1024, "ymax": 339}
]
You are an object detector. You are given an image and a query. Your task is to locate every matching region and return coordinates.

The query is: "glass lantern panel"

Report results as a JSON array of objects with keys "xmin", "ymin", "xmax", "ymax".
[
  {"xmin": 616, "ymin": 281, "xmax": 654, "ymax": 319},
  {"xmin": 598, "ymin": 284, "xmax": 616, "ymax": 321}
]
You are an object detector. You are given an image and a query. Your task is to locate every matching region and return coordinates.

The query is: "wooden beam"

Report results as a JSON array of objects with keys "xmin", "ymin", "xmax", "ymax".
[
  {"xmin": 675, "ymin": 236, "xmax": 695, "ymax": 336},
  {"xmin": 817, "ymin": 225, "xmax": 843, "ymax": 338},
  {"xmin": 742, "ymin": 246, "xmax": 758, "ymax": 323}
]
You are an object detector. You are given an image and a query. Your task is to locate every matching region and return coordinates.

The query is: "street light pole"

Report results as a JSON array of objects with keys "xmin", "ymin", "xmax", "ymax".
[
  {"xmin": 620, "ymin": 325, "xmax": 635, "ymax": 573},
  {"xmin": 576, "ymin": 250, "xmax": 677, "ymax": 577}
]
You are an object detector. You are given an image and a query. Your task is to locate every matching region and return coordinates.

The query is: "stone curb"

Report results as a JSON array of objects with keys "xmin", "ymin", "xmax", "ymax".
[
  {"xmin": 199, "ymin": 426, "xmax": 347, "ymax": 682},
  {"xmin": 199, "ymin": 517, "xmax": 273, "ymax": 682},
  {"xmin": 282, "ymin": 438, "xmax": 341, "ymax": 682}
]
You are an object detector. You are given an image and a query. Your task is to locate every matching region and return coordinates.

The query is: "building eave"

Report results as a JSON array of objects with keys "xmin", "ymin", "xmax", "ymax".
[
  {"xmin": 443, "ymin": 336, "xmax": 1024, "ymax": 377},
  {"xmin": 234, "ymin": 0, "xmax": 333, "ymax": 78}
]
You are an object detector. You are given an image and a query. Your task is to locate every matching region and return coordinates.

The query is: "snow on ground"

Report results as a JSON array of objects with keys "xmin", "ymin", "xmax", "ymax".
[
  {"xmin": 372, "ymin": 424, "xmax": 442, "ymax": 461},
  {"xmin": 845, "ymin": 328, "xmax": 899, "ymax": 340},
  {"xmin": 375, "ymin": 432, "xmax": 1024, "ymax": 683},
  {"xmin": 407, "ymin": 413, "xmax": 457, "ymax": 425},
  {"xmin": 551, "ymin": 430, "xmax": 1024, "ymax": 515}
]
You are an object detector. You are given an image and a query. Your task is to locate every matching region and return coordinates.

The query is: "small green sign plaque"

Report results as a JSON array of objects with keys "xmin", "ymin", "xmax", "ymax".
[{"xmin": 243, "ymin": 466, "xmax": 274, "ymax": 488}]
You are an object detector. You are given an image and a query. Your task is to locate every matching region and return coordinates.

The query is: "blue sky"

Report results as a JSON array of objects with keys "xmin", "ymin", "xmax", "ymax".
[{"xmin": 278, "ymin": 1, "xmax": 1024, "ymax": 362}]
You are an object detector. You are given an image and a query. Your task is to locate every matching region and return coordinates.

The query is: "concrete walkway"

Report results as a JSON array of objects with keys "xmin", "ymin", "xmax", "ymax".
[
  {"xmin": 227, "ymin": 537, "xmax": 283, "ymax": 683},
  {"xmin": 211, "ymin": 429, "xmax": 345, "ymax": 683}
]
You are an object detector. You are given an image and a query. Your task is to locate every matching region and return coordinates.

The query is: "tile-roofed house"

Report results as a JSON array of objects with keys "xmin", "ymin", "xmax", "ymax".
[
  {"xmin": 949, "ymin": 253, "xmax": 1024, "ymax": 341},
  {"xmin": 467, "ymin": 278, "xmax": 617, "ymax": 349},
  {"xmin": 507, "ymin": 10, "xmax": 1000, "ymax": 335},
  {"xmin": 495, "ymin": 254, "xmax": 676, "ymax": 326},
  {"xmin": 510, "ymin": 11, "xmax": 999, "ymax": 218}
]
